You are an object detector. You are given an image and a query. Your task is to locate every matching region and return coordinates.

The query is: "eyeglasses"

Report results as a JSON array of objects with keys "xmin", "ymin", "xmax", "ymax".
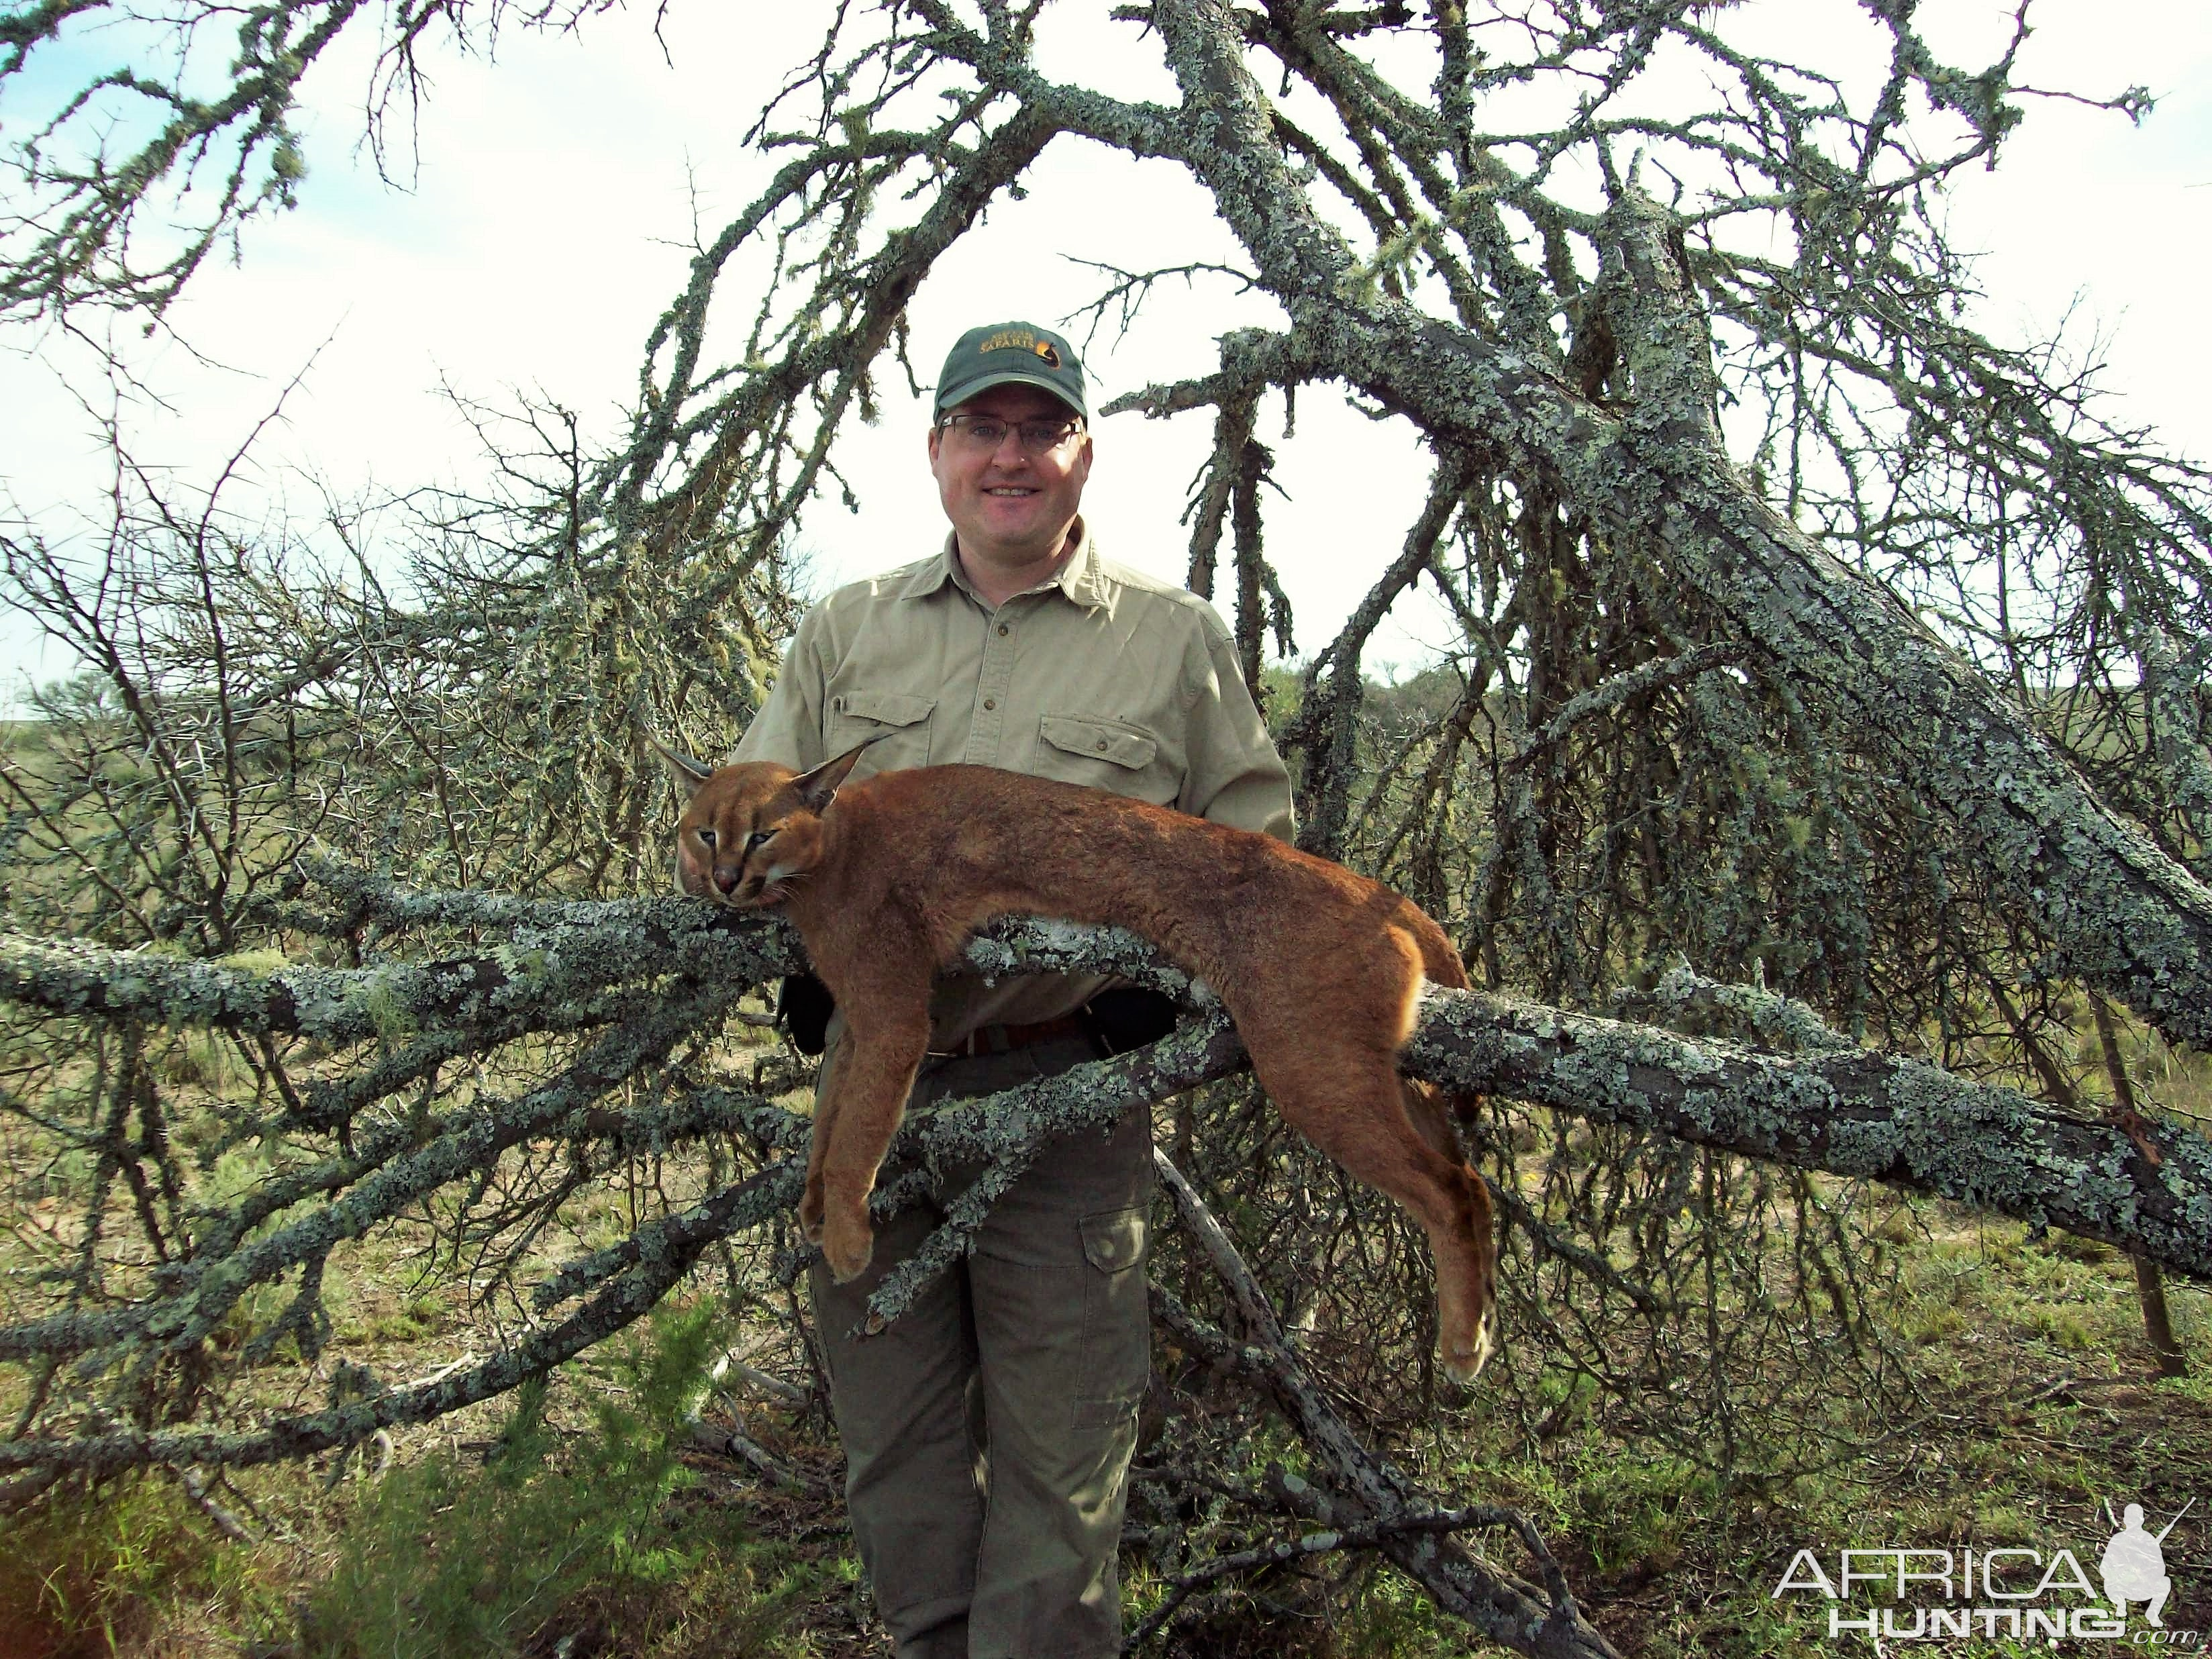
[{"xmin": 936, "ymin": 414, "xmax": 1083, "ymax": 454}]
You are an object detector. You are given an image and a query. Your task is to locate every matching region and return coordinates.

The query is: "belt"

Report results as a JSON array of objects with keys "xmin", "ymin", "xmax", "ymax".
[{"xmin": 940, "ymin": 1012, "xmax": 1093, "ymax": 1059}]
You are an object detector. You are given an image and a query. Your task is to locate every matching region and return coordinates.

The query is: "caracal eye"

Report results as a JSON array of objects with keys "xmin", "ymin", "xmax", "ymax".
[
  {"xmin": 746, "ymin": 829, "xmax": 776, "ymax": 852},
  {"xmin": 697, "ymin": 827, "xmax": 717, "ymax": 848}
]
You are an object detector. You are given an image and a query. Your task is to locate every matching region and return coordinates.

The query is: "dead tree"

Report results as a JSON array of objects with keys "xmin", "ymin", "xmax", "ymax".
[{"xmin": 5, "ymin": 1, "xmax": 2210, "ymax": 1648}]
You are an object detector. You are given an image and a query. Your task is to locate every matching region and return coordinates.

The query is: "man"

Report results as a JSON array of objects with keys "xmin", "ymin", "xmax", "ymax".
[{"xmin": 732, "ymin": 319, "xmax": 1293, "ymax": 1658}]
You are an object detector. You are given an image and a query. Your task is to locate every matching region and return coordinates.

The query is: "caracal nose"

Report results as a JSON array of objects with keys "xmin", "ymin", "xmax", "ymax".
[{"xmin": 713, "ymin": 866, "xmax": 742, "ymax": 896}]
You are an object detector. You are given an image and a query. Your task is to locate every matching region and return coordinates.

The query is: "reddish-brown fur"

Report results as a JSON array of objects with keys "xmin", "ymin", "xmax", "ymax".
[{"xmin": 660, "ymin": 744, "xmax": 1497, "ymax": 1380}]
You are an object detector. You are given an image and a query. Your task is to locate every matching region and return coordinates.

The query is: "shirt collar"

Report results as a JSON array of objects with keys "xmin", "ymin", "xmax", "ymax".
[{"xmin": 899, "ymin": 521, "xmax": 1109, "ymax": 611}]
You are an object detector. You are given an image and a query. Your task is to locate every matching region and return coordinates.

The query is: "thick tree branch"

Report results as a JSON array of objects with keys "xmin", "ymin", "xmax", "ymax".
[
  {"xmin": 7, "ymin": 901, "xmax": 2205, "ymax": 1279},
  {"xmin": 1126, "ymin": 0, "xmax": 2212, "ymax": 1052},
  {"xmin": 1401, "ymin": 987, "xmax": 2212, "ymax": 1280}
]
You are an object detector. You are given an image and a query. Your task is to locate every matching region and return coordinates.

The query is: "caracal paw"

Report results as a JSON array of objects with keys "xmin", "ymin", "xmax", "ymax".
[
  {"xmin": 798, "ymin": 1181, "xmax": 826, "ymax": 1246},
  {"xmin": 1440, "ymin": 1304, "xmax": 1498, "ymax": 1383},
  {"xmin": 821, "ymin": 1208, "xmax": 876, "ymax": 1284}
]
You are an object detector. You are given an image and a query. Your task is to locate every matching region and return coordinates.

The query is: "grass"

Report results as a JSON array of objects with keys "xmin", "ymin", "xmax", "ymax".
[
  {"xmin": 0, "ymin": 1303, "xmax": 853, "ymax": 1659},
  {"xmin": 1462, "ymin": 1204, "xmax": 2212, "ymax": 1658},
  {"xmin": 1, "ymin": 1191, "xmax": 2207, "ymax": 1658},
  {"xmin": 0, "ymin": 1474, "xmax": 246, "ymax": 1659},
  {"xmin": 1106, "ymin": 1193, "xmax": 2211, "ymax": 1659}
]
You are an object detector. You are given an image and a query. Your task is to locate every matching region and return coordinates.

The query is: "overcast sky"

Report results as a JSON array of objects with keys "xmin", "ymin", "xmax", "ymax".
[{"xmin": 2, "ymin": 1, "xmax": 2208, "ymax": 705}]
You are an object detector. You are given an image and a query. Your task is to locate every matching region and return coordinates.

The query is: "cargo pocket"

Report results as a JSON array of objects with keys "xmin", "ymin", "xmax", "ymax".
[
  {"xmin": 1081, "ymin": 1205, "xmax": 1148, "ymax": 1274},
  {"xmin": 1073, "ymin": 1205, "xmax": 1150, "ymax": 1431},
  {"xmin": 829, "ymin": 689, "xmax": 936, "ymax": 772},
  {"xmin": 1036, "ymin": 713, "xmax": 1174, "ymax": 803}
]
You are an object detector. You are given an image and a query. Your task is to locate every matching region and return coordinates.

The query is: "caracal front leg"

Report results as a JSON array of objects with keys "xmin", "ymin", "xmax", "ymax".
[
  {"xmin": 799, "ymin": 1027, "xmax": 856, "ymax": 1249},
  {"xmin": 811, "ymin": 993, "xmax": 933, "ymax": 1283}
]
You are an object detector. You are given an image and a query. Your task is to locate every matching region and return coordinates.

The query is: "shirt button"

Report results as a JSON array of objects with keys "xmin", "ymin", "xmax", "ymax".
[
  {"xmin": 984, "ymin": 699, "xmax": 997, "ymax": 711},
  {"xmin": 997, "ymin": 623, "xmax": 1010, "ymax": 637},
  {"xmin": 1097, "ymin": 740, "xmax": 1109, "ymax": 751}
]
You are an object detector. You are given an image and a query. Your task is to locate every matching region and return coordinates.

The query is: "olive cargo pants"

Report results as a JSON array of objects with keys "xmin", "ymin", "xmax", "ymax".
[{"xmin": 809, "ymin": 1033, "xmax": 1154, "ymax": 1659}]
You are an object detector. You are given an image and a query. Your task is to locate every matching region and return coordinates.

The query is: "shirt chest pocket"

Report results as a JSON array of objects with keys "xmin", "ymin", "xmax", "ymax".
[
  {"xmin": 830, "ymin": 689, "xmax": 936, "ymax": 772},
  {"xmin": 1034, "ymin": 713, "xmax": 1176, "ymax": 804}
]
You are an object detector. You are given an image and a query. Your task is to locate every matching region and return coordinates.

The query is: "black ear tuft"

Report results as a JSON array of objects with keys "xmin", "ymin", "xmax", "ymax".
[
  {"xmin": 789, "ymin": 740, "xmax": 874, "ymax": 813},
  {"xmin": 648, "ymin": 732, "xmax": 716, "ymax": 801}
]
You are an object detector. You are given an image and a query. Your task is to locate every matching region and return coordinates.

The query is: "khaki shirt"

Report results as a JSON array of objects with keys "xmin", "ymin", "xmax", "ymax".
[{"xmin": 734, "ymin": 525, "xmax": 1295, "ymax": 1046}]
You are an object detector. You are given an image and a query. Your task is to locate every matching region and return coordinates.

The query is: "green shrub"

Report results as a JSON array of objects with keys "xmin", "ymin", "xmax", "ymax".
[
  {"xmin": 298, "ymin": 1301, "xmax": 819, "ymax": 1659},
  {"xmin": 0, "ymin": 1472, "xmax": 235, "ymax": 1658}
]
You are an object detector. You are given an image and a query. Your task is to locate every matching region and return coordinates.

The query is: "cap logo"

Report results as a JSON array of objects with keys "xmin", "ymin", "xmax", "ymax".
[
  {"xmin": 1032, "ymin": 340, "xmax": 1062, "ymax": 367},
  {"xmin": 979, "ymin": 328, "xmax": 1037, "ymax": 353}
]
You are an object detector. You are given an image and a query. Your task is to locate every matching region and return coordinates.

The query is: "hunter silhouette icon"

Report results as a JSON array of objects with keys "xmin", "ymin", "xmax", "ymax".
[{"xmin": 2101, "ymin": 1499, "xmax": 2193, "ymax": 1626}]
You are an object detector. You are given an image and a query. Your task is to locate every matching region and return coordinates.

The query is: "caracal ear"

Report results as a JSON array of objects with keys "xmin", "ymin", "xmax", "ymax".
[
  {"xmin": 648, "ymin": 733, "xmax": 716, "ymax": 802},
  {"xmin": 790, "ymin": 740, "xmax": 876, "ymax": 814}
]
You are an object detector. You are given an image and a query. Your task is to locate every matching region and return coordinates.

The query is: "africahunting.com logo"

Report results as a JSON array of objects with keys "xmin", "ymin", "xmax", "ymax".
[{"xmin": 1772, "ymin": 1499, "xmax": 2200, "ymax": 1645}]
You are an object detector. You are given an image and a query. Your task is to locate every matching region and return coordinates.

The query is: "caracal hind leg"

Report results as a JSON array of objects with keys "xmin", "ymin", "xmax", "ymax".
[
  {"xmin": 1400, "ymin": 1078, "xmax": 1460, "ymax": 1162},
  {"xmin": 812, "ymin": 1005, "xmax": 932, "ymax": 1283},
  {"xmin": 1398, "ymin": 1078, "xmax": 1501, "ymax": 1364},
  {"xmin": 1258, "ymin": 1047, "xmax": 1497, "ymax": 1380}
]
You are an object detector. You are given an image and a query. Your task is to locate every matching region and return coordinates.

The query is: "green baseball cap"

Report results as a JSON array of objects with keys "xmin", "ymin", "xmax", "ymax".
[{"xmin": 934, "ymin": 321, "xmax": 1089, "ymax": 419}]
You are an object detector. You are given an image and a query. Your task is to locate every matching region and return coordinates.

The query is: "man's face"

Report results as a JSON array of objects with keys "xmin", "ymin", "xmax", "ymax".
[{"xmin": 927, "ymin": 383, "xmax": 1093, "ymax": 568}]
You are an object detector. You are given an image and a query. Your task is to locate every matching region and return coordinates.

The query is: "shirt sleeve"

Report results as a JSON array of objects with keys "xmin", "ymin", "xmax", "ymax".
[
  {"xmin": 1178, "ymin": 619, "xmax": 1297, "ymax": 843},
  {"xmin": 730, "ymin": 607, "xmax": 832, "ymax": 770}
]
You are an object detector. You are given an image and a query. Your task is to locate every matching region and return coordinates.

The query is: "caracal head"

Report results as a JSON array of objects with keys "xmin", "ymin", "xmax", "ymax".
[{"xmin": 652, "ymin": 738, "xmax": 870, "ymax": 907}]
